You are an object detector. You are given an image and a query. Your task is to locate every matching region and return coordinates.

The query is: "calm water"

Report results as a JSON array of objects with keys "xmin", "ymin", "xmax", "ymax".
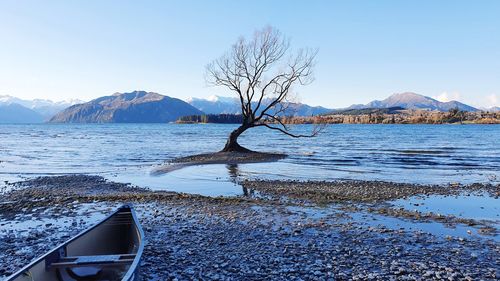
[{"xmin": 0, "ymin": 124, "xmax": 499, "ymax": 195}]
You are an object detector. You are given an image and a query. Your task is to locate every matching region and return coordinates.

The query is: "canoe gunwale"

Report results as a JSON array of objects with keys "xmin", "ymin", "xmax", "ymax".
[
  {"xmin": 121, "ymin": 205, "xmax": 145, "ymax": 281},
  {"xmin": 5, "ymin": 204, "xmax": 145, "ymax": 281}
]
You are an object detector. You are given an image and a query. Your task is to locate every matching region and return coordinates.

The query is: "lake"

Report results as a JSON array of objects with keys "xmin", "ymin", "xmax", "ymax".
[{"xmin": 1, "ymin": 123, "xmax": 499, "ymax": 196}]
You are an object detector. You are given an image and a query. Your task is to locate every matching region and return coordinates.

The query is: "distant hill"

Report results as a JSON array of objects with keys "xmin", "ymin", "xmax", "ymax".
[
  {"xmin": 285, "ymin": 103, "xmax": 333, "ymax": 116},
  {"xmin": 331, "ymin": 107, "xmax": 405, "ymax": 116},
  {"xmin": 2, "ymin": 91, "xmax": 487, "ymax": 124},
  {"xmin": 0, "ymin": 95, "xmax": 83, "ymax": 120},
  {"xmin": 0, "ymin": 103, "xmax": 44, "ymax": 123},
  {"xmin": 187, "ymin": 95, "xmax": 332, "ymax": 116},
  {"xmin": 50, "ymin": 91, "xmax": 203, "ymax": 123},
  {"xmin": 346, "ymin": 92, "xmax": 478, "ymax": 112}
]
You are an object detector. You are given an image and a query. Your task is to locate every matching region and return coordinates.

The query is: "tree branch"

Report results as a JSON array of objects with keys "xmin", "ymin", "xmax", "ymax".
[
  {"xmin": 256, "ymin": 124, "xmax": 322, "ymax": 138},
  {"xmin": 205, "ymin": 26, "xmax": 320, "ymax": 141}
]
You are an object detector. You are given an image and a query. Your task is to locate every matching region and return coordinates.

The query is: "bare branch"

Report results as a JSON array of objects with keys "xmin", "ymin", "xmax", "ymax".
[
  {"xmin": 257, "ymin": 123, "xmax": 324, "ymax": 138},
  {"xmin": 205, "ymin": 26, "xmax": 321, "ymax": 150},
  {"xmin": 262, "ymin": 113, "xmax": 289, "ymax": 130}
]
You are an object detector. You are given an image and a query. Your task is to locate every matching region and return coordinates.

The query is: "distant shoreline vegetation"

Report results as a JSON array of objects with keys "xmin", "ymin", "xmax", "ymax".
[
  {"xmin": 177, "ymin": 114, "xmax": 243, "ymax": 124},
  {"xmin": 176, "ymin": 108, "xmax": 500, "ymax": 125}
]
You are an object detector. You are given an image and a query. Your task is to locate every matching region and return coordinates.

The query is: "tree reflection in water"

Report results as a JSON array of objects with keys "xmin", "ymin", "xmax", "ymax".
[{"xmin": 225, "ymin": 164, "xmax": 254, "ymax": 197}]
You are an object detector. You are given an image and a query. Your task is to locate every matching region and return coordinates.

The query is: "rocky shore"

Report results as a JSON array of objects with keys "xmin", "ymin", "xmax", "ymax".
[
  {"xmin": 241, "ymin": 179, "xmax": 500, "ymax": 203},
  {"xmin": 242, "ymin": 180, "xmax": 500, "ymax": 236},
  {"xmin": 0, "ymin": 175, "xmax": 498, "ymax": 280}
]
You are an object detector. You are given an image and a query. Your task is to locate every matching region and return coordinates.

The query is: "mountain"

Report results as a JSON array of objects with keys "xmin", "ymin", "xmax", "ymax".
[
  {"xmin": 486, "ymin": 106, "xmax": 500, "ymax": 112},
  {"xmin": 0, "ymin": 95, "xmax": 84, "ymax": 120},
  {"xmin": 284, "ymin": 103, "xmax": 332, "ymax": 116},
  {"xmin": 346, "ymin": 92, "xmax": 478, "ymax": 112},
  {"xmin": 187, "ymin": 95, "xmax": 332, "ymax": 116},
  {"xmin": 333, "ymin": 106, "xmax": 405, "ymax": 116},
  {"xmin": 187, "ymin": 95, "xmax": 241, "ymax": 114},
  {"xmin": 0, "ymin": 103, "xmax": 44, "ymax": 123},
  {"xmin": 50, "ymin": 91, "xmax": 203, "ymax": 123}
]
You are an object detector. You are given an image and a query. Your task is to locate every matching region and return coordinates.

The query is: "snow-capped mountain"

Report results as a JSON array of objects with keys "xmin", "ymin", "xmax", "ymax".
[
  {"xmin": 186, "ymin": 95, "xmax": 332, "ymax": 116},
  {"xmin": 187, "ymin": 95, "xmax": 241, "ymax": 114},
  {"xmin": 484, "ymin": 106, "xmax": 500, "ymax": 112},
  {"xmin": 0, "ymin": 95, "xmax": 84, "ymax": 120},
  {"xmin": 0, "ymin": 103, "xmax": 44, "ymax": 123}
]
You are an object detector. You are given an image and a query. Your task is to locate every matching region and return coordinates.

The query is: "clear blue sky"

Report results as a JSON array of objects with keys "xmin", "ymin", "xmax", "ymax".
[{"xmin": 1, "ymin": 0, "xmax": 499, "ymax": 108}]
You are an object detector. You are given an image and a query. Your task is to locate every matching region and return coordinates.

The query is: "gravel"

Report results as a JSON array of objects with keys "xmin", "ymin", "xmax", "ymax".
[
  {"xmin": 241, "ymin": 179, "xmax": 500, "ymax": 203},
  {"xmin": 0, "ymin": 175, "xmax": 498, "ymax": 280}
]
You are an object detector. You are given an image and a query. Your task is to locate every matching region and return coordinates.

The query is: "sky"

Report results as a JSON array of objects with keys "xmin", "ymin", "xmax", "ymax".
[{"xmin": 0, "ymin": 0, "xmax": 499, "ymax": 108}]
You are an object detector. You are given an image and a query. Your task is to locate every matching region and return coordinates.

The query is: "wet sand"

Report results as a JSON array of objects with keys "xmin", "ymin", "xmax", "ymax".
[{"xmin": 0, "ymin": 175, "xmax": 498, "ymax": 280}]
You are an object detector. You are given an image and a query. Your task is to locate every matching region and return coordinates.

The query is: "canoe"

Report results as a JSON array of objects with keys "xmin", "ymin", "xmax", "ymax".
[{"xmin": 6, "ymin": 205, "xmax": 144, "ymax": 281}]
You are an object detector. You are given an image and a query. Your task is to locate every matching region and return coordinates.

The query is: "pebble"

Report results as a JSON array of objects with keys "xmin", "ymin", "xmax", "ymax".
[{"xmin": 0, "ymin": 175, "xmax": 498, "ymax": 280}]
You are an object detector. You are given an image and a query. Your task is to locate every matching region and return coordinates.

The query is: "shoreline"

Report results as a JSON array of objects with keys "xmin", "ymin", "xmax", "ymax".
[{"xmin": 1, "ymin": 175, "xmax": 499, "ymax": 280}]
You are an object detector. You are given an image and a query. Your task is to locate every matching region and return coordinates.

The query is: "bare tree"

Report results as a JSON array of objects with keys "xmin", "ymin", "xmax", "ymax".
[{"xmin": 206, "ymin": 26, "xmax": 320, "ymax": 152}]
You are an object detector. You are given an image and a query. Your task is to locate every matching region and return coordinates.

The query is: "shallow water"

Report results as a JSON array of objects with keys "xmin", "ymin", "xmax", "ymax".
[
  {"xmin": 283, "ymin": 205, "xmax": 500, "ymax": 242},
  {"xmin": 2, "ymin": 123, "xmax": 498, "ymax": 237},
  {"xmin": 391, "ymin": 194, "xmax": 500, "ymax": 222},
  {"xmin": 1, "ymin": 123, "xmax": 499, "ymax": 194},
  {"xmin": 1, "ymin": 123, "xmax": 499, "ymax": 275},
  {"xmin": 350, "ymin": 211, "xmax": 499, "ymax": 242},
  {"xmin": 0, "ymin": 203, "xmax": 111, "ymax": 236}
]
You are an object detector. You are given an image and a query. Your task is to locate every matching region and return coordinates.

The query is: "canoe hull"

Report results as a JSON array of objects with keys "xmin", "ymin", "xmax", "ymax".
[{"xmin": 6, "ymin": 205, "xmax": 144, "ymax": 281}]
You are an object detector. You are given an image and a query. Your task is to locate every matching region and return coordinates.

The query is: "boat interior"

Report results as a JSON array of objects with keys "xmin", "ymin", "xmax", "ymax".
[{"xmin": 10, "ymin": 207, "xmax": 142, "ymax": 281}]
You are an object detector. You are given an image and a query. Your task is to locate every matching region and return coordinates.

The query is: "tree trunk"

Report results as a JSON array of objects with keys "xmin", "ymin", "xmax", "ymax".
[{"xmin": 221, "ymin": 125, "xmax": 252, "ymax": 152}]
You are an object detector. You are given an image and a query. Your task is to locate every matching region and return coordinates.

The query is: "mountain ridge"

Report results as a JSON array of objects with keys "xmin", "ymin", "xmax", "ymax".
[
  {"xmin": 0, "ymin": 91, "xmax": 489, "ymax": 124},
  {"xmin": 0, "ymin": 103, "xmax": 45, "ymax": 123},
  {"xmin": 0, "ymin": 95, "xmax": 84, "ymax": 121},
  {"xmin": 187, "ymin": 95, "xmax": 333, "ymax": 116},
  {"xmin": 345, "ymin": 92, "xmax": 478, "ymax": 112},
  {"xmin": 50, "ymin": 91, "xmax": 202, "ymax": 123}
]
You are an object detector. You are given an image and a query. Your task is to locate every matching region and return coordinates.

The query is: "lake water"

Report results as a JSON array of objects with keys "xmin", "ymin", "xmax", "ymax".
[{"xmin": 0, "ymin": 124, "xmax": 499, "ymax": 195}]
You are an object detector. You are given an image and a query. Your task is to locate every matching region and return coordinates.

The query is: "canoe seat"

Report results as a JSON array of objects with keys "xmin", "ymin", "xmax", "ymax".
[
  {"xmin": 50, "ymin": 254, "xmax": 136, "ymax": 268},
  {"xmin": 57, "ymin": 266, "xmax": 103, "ymax": 281},
  {"xmin": 69, "ymin": 266, "xmax": 101, "ymax": 277}
]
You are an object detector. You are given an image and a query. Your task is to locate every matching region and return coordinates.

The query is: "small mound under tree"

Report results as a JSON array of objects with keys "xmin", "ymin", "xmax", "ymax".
[{"xmin": 206, "ymin": 26, "xmax": 321, "ymax": 152}]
